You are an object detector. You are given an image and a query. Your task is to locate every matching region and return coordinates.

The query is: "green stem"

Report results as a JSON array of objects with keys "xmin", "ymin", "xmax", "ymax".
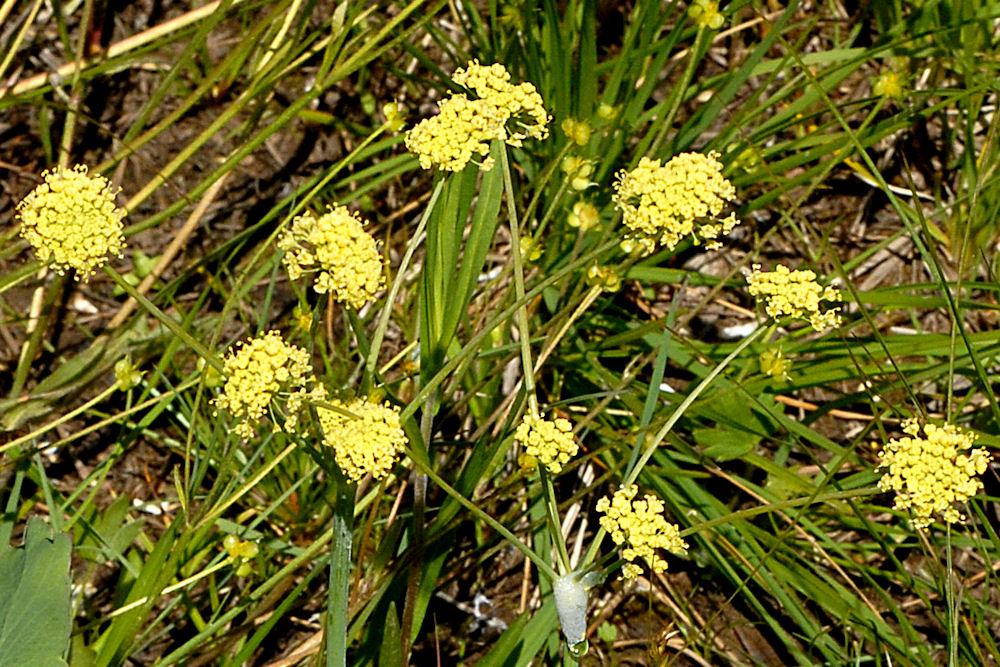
[
  {"xmin": 406, "ymin": 443, "xmax": 558, "ymax": 583},
  {"xmin": 103, "ymin": 265, "xmax": 222, "ymax": 372},
  {"xmin": 1, "ymin": 382, "xmax": 118, "ymax": 455},
  {"xmin": 539, "ymin": 467, "xmax": 572, "ymax": 574},
  {"xmin": 624, "ymin": 324, "xmax": 766, "ymax": 486},
  {"xmin": 363, "ymin": 179, "xmax": 444, "ymax": 393},
  {"xmin": 945, "ymin": 523, "xmax": 957, "ymax": 667},
  {"xmin": 8, "ymin": 271, "xmax": 65, "ymax": 399},
  {"xmin": 499, "ymin": 145, "xmax": 573, "ymax": 580},
  {"xmin": 648, "ymin": 24, "xmax": 709, "ymax": 157},
  {"xmin": 499, "ymin": 145, "xmax": 539, "ymax": 415}
]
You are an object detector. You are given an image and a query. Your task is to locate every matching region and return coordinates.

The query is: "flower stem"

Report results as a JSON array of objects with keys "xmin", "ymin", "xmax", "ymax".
[{"xmin": 103, "ymin": 265, "xmax": 222, "ymax": 372}]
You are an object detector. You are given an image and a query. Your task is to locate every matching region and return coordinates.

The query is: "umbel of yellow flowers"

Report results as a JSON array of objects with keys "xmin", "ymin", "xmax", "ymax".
[
  {"xmin": 597, "ymin": 485, "xmax": 688, "ymax": 580},
  {"xmin": 16, "ymin": 164, "xmax": 126, "ymax": 280},
  {"xmin": 877, "ymin": 420, "xmax": 991, "ymax": 529},
  {"xmin": 747, "ymin": 263, "xmax": 841, "ymax": 331},
  {"xmin": 319, "ymin": 397, "xmax": 407, "ymax": 483},
  {"xmin": 514, "ymin": 413, "xmax": 579, "ymax": 474},
  {"xmin": 278, "ymin": 206, "xmax": 385, "ymax": 309},
  {"xmin": 405, "ymin": 60, "xmax": 550, "ymax": 172},
  {"xmin": 612, "ymin": 152, "xmax": 738, "ymax": 255},
  {"xmin": 213, "ymin": 331, "xmax": 320, "ymax": 441}
]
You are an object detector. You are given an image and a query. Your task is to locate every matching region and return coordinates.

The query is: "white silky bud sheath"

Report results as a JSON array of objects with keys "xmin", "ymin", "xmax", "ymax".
[{"xmin": 553, "ymin": 574, "xmax": 588, "ymax": 645}]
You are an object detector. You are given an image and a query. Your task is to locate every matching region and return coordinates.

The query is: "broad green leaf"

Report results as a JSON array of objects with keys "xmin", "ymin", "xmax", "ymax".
[{"xmin": 0, "ymin": 517, "xmax": 72, "ymax": 667}]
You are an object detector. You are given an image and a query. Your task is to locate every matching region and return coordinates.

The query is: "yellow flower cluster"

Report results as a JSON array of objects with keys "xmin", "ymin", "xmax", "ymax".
[
  {"xmin": 514, "ymin": 413, "xmax": 579, "ymax": 474},
  {"xmin": 612, "ymin": 152, "xmax": 738, "ymax": 254},
  {"xmin": 877, "ymin": 420, "xmax": 991, "ymax": 529},
  {"xmin": 596, "ymin": 485, "xmax": 688, "ymax": 580},
  {"xmin": 16, "ymin": 164, "xmax": 126, "ymax": 280},
  {"xmin": 213, "ymin": 331, "xmax": 317, "ymax": 441},
  {"xmin": 278, "ymin": 206, "xmax": 385, "ymax": 309},
  {"xmin": 568, "ymin": 201, "xmax": 599, "ymax": 230},
  {"xmin": 223, "ymin": 535, "xmax": 259, "ymax": 577},
  {"xmin": 405, "ymin": 60, "xmax": 550, "ymax": 172},
  {"xmin": 746, "ymin": 264, "xmax": 841, "ymax": 331},
  {"xmin": 319, "ymin": 398, "xmax": 407, "ymax": 482}
]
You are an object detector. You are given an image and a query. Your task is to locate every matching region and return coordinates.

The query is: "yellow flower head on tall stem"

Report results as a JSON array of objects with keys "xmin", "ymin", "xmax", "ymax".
[
  {"xmin": 213, "ymin": 331, "xmax": 318, "ymax": 441},
  {"xmin": 596, "ymin": 485, "xmax": 688, "ymax": 580},
  {"xmin": 514, "ymin": 413, "xmax": 578, "ymax": 474},
  {"xmin": 16, "ymin": 165, "xmax": 126, "ymax": 280},
  {"xmin": 278, "ymin": 206, "xmax": 385, "ymax": 309},
  {"xmin": 405, "ymin": 60, "xmax": 551, "ymax": 172},
  {"xmin": 319, "ymin": 397, "xmax": 408, "ymax": 483},
  {"xmin": 877, "ymin": 419, "xmax": 991, "ymax": 529},
  {"xmin": 747, "ymin": 263, "xmax": 841, "ymax": 331},
  {"xmin": 612, "ymin": 152, "xmax": 738, "ymax": 254}
]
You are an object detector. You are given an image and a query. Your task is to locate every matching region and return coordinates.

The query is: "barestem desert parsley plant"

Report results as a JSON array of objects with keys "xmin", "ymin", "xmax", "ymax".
[
  {"xmin": 16, "ymin": 164, "xmax": 126, "ymax": 279},
  {"xmin": 405, "ymin": 60, "xmax": 550, "ymax": 172},
  {"xmin": 213, "ymin": 331, "xmax": 319, "ymax": 441},
  {"xmin": 612, "ymin": 152, "xmax": 738, "ymax": 255},
  {"xmin": 596, "ymin": 485, "xmax": 688, "ymax": 580},
  {"xmin": 319, "ymin": 397, "xmax": 407, "ymax": 483},
  {"xmin": 877, "ymin": 420, "xmax": 991, "ymax": 529},
  {"xmin": 747, "ymin": 264, "xmax": 841, "ymax": 331},
  {"xmin": 514, "ymin": 413, "xmax": 579, "ymax": 474},
  {"xmin": 277, "ymin": 206, "xmax": 385, "ymax": 309}
]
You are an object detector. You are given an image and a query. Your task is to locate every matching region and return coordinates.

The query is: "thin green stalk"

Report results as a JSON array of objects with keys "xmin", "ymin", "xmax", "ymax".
[
  {"xmin": 647, "ymin": 23, "xmax": 709, "ymax": 157},
  {"xmin": 103, "ymin": 266, "xmax": 222, "ymax": 372},
  {"xmin": 2, "ymin": 382, "xmax": 118, "ymax": 455},
  {"xmin": 499, "ymin": 145, "xmax": 572, "ymax": 578},
  {"xmin": 946, "ymin": 523, "xmax": 957, "ymax": 667},
  {"xmin": 400, "ymin": 390, "xmax": 434, "ymax": 659},
  {"xmin": 8, "ymin": 271, "xmax": 65, "ymax": 399},
  {"xmin": 400, "ymin": 239, "xmax": 618, "ymax": 423},
  {"xmin": 624, "ymin": 324, "xmax": 766, "ymax": 486},
  {"xmin": 404, "ymin": 441, "xmax": 558, "ymax": 583},
  {"xmin": 499, "ymin": 145, "xmax": 539, "ymax": 416},
  {"xmin": 539, "ymin": 467, "xmax": 572, "ymax": 574},
  {"xmin": 363, "ymin": 179, "xmax": 444, "ymax": 392}
]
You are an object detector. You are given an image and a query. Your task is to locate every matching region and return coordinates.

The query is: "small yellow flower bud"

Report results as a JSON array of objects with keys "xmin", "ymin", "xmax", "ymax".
[
  {"xmin": 690, "ymin": 0, "xmax": 724, "ymax": 29},
  {"xmin": 114, "ymin": 357, "xmax": 143, "ymax": 391},
  {"xmin": 567, "ymin": 201, "xmax": 599, "ymax": 231},
  {"xmin": 519, "ymin": 236, "xmax": 542, "ymax": 262},
  {"xmin": 383, "ymin": 101, "xmax": 406, "ymax": 132},
  {"xmin": 560, "ymin": 117, "xmax": 594, "ymax": 146},
  {"xmin": 597, "ymin": 103, "xmax": 618, "ymax": 121}
]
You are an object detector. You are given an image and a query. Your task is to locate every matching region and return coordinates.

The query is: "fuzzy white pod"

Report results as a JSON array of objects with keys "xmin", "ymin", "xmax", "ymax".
[{"xmin": 553, "ymin": 573, "xmax": 589, "ymax": 645}]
